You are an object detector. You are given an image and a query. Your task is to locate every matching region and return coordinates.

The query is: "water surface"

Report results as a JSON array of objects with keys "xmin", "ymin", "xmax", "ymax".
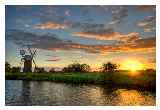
[{"xmin": 5, "ymin": 80, "xmax": 155, "ymax": 106}]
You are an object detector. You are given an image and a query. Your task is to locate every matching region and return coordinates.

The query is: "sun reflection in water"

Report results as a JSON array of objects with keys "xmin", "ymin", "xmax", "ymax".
[
  {"xmin": 112, "ymin": 89, "xmax": 155, "ymax": 106},
  {"xmin": 87, "ymin": 87, "xmax": 106, "ymax": 105}
]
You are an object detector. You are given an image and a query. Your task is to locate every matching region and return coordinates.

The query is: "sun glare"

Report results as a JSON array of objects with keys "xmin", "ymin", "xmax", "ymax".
[{"xmin": 122, "ymin": 60, "xmax": 144, "ymax": 71}]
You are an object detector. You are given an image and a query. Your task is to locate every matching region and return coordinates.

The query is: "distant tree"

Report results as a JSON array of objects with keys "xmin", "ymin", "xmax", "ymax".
[
  {"xmin": 34, "ymin": 67, "xmax": 46, "ymax": 73},
  {"xmin": 145, "ymin": 69, "xmax": 155, "ymax": 72},
  {"xmin": 62, "ymin": 67, "xmax": 68, "ymax": 72},
  {"xmin": 71, "ymin": 63, "xmax": 81, "ymax": 72},
  {"xmin": 11, "ymin": 67, "xmax": 20, "ymax": 73},
  {"xmin": 62, "ymin": 63, "xmax": 90, "ymax": 73},
  {"xmin": 81, "ymin": 63, "xmax": 90, "ymax": 72},
  {"xmin": 102, "ymin": 62, "xmax": 118, "ymax": 73},
  {"xmin": 5, "ymin": 62, "xmax": 11, "ymax": 72},
  {"xmin": 49, "ymin": 68, "xmax": 56, "ymax": 73},
  {"xmin": 145, "ymin": 69, "xmax": 156, "ymax": 76}
]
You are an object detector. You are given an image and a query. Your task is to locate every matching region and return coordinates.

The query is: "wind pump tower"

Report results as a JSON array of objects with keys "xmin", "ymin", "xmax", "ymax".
[{"xmin": 20, "ymin": 46, "xmax": 37, "ymax": 73}]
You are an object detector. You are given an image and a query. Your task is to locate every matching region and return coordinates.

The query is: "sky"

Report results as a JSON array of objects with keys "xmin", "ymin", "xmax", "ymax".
[{"xmin": 5, "ymin": 5, "xmax": 156, "ymax": 71}]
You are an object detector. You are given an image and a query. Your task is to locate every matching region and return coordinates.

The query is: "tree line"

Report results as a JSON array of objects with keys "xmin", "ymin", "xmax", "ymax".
[{"xmin": 5, "ymin": 61, "xmax": 118, "ymax": 73}]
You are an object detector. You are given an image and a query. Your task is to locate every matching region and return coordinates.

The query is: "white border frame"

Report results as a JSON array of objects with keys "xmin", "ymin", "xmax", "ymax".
[
  {"xmin": 0, "ymin": 2, "xmax": 159, "ymax": 110},
  {"xmin": 2, "ymin": 0, "xmax": 158, "ymax": 5}
]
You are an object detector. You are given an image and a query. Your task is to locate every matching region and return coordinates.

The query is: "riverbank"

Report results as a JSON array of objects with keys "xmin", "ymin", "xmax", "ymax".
[{"xmin": 5, "ymin": 71, "xmax": 156, "ymax": 92}]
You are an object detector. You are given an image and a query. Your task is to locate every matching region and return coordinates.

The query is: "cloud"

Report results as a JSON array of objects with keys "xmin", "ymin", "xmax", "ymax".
[
  {"xmin": 30, "ymin": 6, "xmax": 67, "ymax": 23},
  {"xmin": 14, "ymin": 6, "xmax": 33, "ymax": 12},
  {"xmin": 132, "ymin": 37, "xmax": 156, "ymax": 48},
  {"xmin": 46, "ymin": 59, "xmax": 60, "ymax": 61},
  {"xmin": 6, "ymin": 29, "xmax": 155, "ymax": 54},
  {"xmin": 70, "ymin": 22, "xmax": 105, "ymax": 30},
  {"xmin": 137, "ymin": 5, "xmax": 155, "ymax": 11},
  {"xmin": 137, "ymin": 16, "xmax": 155, "ymax": 32},
  {"xmin": 99, "ymin": 37, "xmax": 155, "ymax": 54},
  {"xmin": 73, "ymin": 27, "xmax": 114, "ymax": 37},
  {"xmin": 34, "ymin": 20, "xmax": 105, "ymax": 32},
  {"xmin": 73, "ymin": 28, "xmax": 139, "ymax": 44},
  {"xmin": 46, "ymin": 56, "xmax": 61, "ymax": 62},
  {"xmin": 109, "ymin": 6, "xmax": 128, "ymax": 24},
  {"xmin": 79, "ymin": 6, "xmax": 130, "ymax": 25},
  {"xmin": 34, "ymin": 21, "xmax": 68, "ymax": 30},
  {"xmin": 80, "ymin": 6, "xmax": 109, "ymax": 16},
  {"xmin": 6, "ymin": 29, "xmax": 99, "ymax": 53},
  {"xmin": 148, "ymin": 57, "xmax": 156, "ymax": 64},
  {"xmin": 65, "ymin": 10, "xmax": 71, "ymax": 16},
  {"xmin": 72, "ymin": 26, "xmax": 155, "ymax": 53},
  {"xmin": 6, "ymin": 29, "xmax": 67, "ymax": 49}
]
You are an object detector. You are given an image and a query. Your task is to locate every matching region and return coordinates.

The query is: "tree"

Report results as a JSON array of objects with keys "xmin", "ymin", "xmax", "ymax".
[
  {"xmin": 5, "ymin": 62, "xmax": 11, "ymax": 72},
  {"xmin": 102, "ymin": 62, "xmax": 118, "ymax": 73},
  {"xmin": 49, "ymin": 68, "xmax": 56, "ymax": 73},
  {"xmin": 62, "ymin": 67, "xmax": 68, "ymax": 72},
  {"xmin": 34, "ymin": 67, "xmax": 46, "ymax": 73},
  {"xmin": 11, "ymin": 67, "xmax": 20, "ymax": 73},
  {"xmin": 81, "ymin": 64, "xmax": 90, "ymax": 72},
  {"xmin": 62, "ymin": 63, "xmax": 90, "ymax": 73}
]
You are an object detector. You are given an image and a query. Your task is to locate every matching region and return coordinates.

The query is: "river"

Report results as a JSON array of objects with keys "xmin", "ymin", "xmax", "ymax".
[{"xmin": 5, "ymin": 80, "xmax": 155, "ymax": 106}]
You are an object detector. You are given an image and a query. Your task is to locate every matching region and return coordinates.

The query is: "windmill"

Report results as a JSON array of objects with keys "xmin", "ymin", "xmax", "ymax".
[{"xmin": 20, "ymin": 46, "xmax": 37, "ymax": 73}]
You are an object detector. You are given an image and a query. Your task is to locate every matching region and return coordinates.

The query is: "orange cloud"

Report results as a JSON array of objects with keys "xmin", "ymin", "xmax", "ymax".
[
  {"xmin": 73, "ymin": 29, "xmax": 155, "ymax": 53},
  {"xmin": 46, "ymin": 56, "xmax": 61, "ymax": 62},
  {"xmin": 73, "ymin": 31, "xmax": 139, "ymax": 44},
  {"xmin": 73, "ymin": 31, "xmax": 118, "ymax": 40},
  {"xmin": 137, "ymin": 5, "xmax": 155, "ymax": 11},
  {"xmin": 8, "ymin": 30, "xmax": 155, "ymax": 54},
  {"xmin": 35, "ymin": 21, "xmax": 67, "ymax": 30}
]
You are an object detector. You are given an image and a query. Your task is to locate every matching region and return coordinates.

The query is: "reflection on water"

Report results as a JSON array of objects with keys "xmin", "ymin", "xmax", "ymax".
[
  {"xmin": 112, "ymin": 89, "xmax": 155, "ymax": 105},
  {"xmin": 5, "ymin": 80, "xmax": 155, "ymax": 106}
]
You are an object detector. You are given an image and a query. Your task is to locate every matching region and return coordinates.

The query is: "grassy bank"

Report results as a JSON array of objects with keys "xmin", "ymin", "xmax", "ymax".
[{"xmin": 5, "ymin": 71, "xmax": 156, "ymax": 91}]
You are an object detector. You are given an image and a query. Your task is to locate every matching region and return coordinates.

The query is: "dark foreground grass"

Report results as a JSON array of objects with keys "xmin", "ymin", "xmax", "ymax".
[{"xmin": 5, "ymin": 71, "xmax": 156, "ymax": 91}]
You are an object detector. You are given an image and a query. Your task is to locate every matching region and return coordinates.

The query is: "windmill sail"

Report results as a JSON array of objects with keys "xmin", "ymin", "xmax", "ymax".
[{"xmin": 20, "ymin": 46, "xmax": 37, "ymax": 73}]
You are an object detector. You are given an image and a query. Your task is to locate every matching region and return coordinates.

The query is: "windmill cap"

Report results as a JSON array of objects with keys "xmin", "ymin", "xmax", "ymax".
[{"xmin": 24, "ymin": 55, "xmax": 32, "ymax": 60}]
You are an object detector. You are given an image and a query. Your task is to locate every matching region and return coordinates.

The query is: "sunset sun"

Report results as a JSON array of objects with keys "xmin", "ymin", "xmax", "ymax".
[{"xmin": 122, "ymin": 60, "xmax": 144, "ymax": 71}]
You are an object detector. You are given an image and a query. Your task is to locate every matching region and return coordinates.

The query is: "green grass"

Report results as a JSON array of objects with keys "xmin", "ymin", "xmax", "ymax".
[
  {"xmin": 5, "ymin": 71, "xmax": 156, "ymax": 91},
  {"xmin": 6, "ymin": 72, "xmax": 104, "ymax": 84}
]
